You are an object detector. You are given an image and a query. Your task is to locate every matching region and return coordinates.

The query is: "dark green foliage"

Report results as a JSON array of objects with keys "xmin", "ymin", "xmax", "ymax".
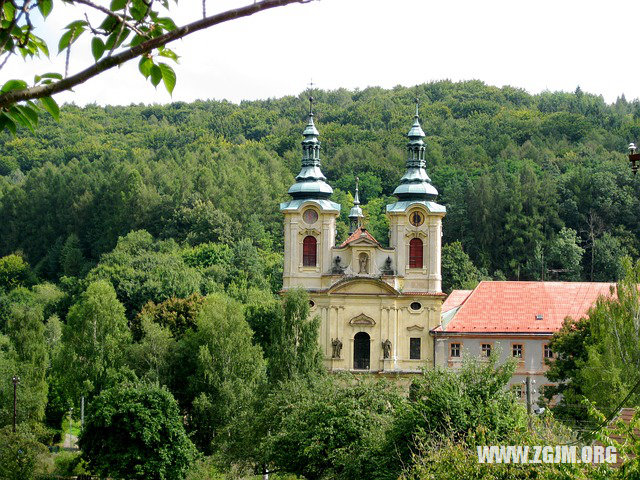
[
  {"xmin": 441, "ymin": 241, "xmax": 484, "ymax": 293},
  {"xmin": 88, "ymin": 230, "xmax": 202, "ymax": 315},
  {"xmin": 1, "ymin": 81, "xmax": 638, "ymax": 282},
  {"xmin": 0, "ymin": 254, "xmax": 34, "ymax": 292},
  {"xmin": 56, "ymin": 280, "xmax": 131, "ymax": 402},
  {"xmin": 0, "ymin": 425, "xmax": 50, "ymax": 480},
  {"xmin": 134, "ymin": 292, "xmax": 206, "ymax": 339},
  {"xmin": 257, "ymin": 375, "xmax": 401, "ymax": 480},
  {"xmin": 266, "ymin": 288, "xmax": 324, "ymax": 383},
  {"xmin": 79, "ymin": 383, "xmax": 196, "ymax": 480},
  {"xmin": 380, "ymin": 356, "xmax": 526, "ymax": 479},
  {"xmin": 170, "ymin": 293, "xmax": 266, "ymax": 454}
]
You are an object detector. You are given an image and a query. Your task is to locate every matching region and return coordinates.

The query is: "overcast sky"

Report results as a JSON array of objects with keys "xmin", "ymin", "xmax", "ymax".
[{"xmin": 5, "ymin": 0, "xmax": 640, "ymax": 106}]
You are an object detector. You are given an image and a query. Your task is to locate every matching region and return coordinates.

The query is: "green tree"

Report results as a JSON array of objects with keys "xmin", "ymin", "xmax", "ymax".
[
  {"xmin": 0, "ymin": 425, "xmax": 50, "ymax": 480},
  {"xmin": 0, "ymin": 254, "xmax": 33, "ymax": 292},
  {"xmin": 546, "ymin": 227, "xmax": 584, "ymax": 281},
  {"xmin": 57, "ymin": 280, "xmax": 131, "ymax": 403},
  {"xmin": 79, "ymin": 383, "xmax": 196, "ymax": 480},
  {"xmin": 171, "ymin": 293, "xmax": 266, "ymax": 454},
  {"xmin": 88, "ymin": 230, "xmax": 202, "ymax": 315},
  {"xmin": 267, "ymin": 288, "xmax": 323, "ymax": 383},
  {"xmin": 578, "ymin": 258, "xmax": 640, "ymax": 410},
  {"xmin": 257, "ymin": 375, "xmax": 400, "ymax": 480},
  {"xmin": 381, "ymin": 355, "xmax": 526, "ymax": 479},
  {"xmin": 441, "ymin": 241, "xmax": 483, "ymax": 293}
]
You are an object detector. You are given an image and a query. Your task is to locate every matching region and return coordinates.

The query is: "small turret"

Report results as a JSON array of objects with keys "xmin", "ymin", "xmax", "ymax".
[{"xmin": 348, "ymin": 176, "xmax": 364, "ymax": 234}]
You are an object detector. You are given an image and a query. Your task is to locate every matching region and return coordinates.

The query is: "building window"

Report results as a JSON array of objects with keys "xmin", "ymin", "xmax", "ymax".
[
  {"xmin": 481, "ymin": 343, "xmax": 492, "ymax": 357},
  {"xmin": 302, "ymin": 236, "xmax": 317, "ymax": 267},
  {"xmin": 544, "ymin": 344, "xmax": 553, "ymax": 359},
  {"xmin": 512, "ymin": 384, "xmax": 524, "ymax": 399},
  {"xmin": 410, "ymin": 302, "xmax": 422, "ymax": 311},
  {"xmin": 512, "ymin": 344, "xmax": 523, "ymax": 358},
  {"xmin": 450, "ymin": 343, "xmax": 461, "ymax": 358},
  {"xmin": 410, "ymin": 338, "xmax": 421, "ymax": 359},
  {"xmin": 409, "ymin": 238, "xmax": 423, "ymax": 268}
]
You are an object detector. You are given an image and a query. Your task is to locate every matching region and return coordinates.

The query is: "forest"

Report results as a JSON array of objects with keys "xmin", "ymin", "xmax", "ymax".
[{"xmin": 1, "ymin": 80, "xmax": 640, "ymax": 479}]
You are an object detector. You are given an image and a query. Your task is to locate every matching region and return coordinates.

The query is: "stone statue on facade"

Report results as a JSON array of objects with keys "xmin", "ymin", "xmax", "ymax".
[
  {"xmin": 331, "ymin": 338, "xmax": 343, "ymax": 359},
  {"xmin": 331, "ymin": 256, "xmax": 345, "ymax": 274},
  {"xmin": 381, "ymin": 256, "xmax": 394, "ymax": 275},
  {"xmin": 382, "ymin": 339, "xmax": 392, "ymax": 359},
  {"xmin": 358, "ymin": 253, "xmax": 369, "ymax": 274}
]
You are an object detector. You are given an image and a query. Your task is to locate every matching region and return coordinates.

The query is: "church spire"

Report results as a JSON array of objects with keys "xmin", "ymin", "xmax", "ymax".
[
  {"xmin": 287, "ymin": 97, "xmax": 333, "ymax": 200},
  {"xmin": 349, "ymin": 176, "xmax": 364, "ymax": 234},
  {"xmin": 392, "ymin": 98, "xmax": 438, "ymax": 201}
]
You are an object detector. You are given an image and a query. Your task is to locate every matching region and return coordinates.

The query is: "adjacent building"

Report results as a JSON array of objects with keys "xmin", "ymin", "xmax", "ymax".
[{"xmin": 433, "ymin": 281, "xmax": 614, "ymax": 402}]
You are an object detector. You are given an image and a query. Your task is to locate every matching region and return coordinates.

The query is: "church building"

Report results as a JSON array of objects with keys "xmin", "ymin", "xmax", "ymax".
[{"xmin": 280, "ymin": 99, "xmax": 446, "ymax": 373}]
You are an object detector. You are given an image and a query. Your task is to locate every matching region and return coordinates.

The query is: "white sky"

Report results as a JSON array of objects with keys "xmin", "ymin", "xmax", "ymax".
[{"xmin": 4, "ymin": 0, "xmax": 640, "ymax": 106}]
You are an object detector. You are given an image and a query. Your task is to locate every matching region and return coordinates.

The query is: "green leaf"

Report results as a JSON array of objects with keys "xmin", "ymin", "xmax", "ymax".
[
  {"xmin": 1, "ymin": 79, "xmax": 27, "ymax": 93},
  {"xmin": 0, "ymin": 114, "xmax": 17, "ymax": 135},
  {"xmin": 138, "ymin": 57, "xmax": 153, "ymax": 78},
  {"xmin": 91, "ymin": 37, "xmax": 105, "ymax": 62},
  {"xmin": 64, "ymin": 20, "xmax": 88, "ymax": 30},
  {"xmin": 158, "ymin": 63, "xmax": 176, "ymax": 95},
  {"xmin": 37, "ymin": 0, "xmax": 53, "ymax": 18},
  {"xmin": 5, "ymin": 107, "xmax": 34, "ymax": 132},
  {"xmin": 58, "ymin": 29, "xmax": 74, "ymax": 52},
  {"xmin": 3, "ymin": 2, "xmax": 15, "ymax": 21},
  {"xmin": 15, "ymin": 105, "xmax": 38, "ymax": 129},
  {"xmin": 156, "ymin": 17, "xmax": 177, "ymax": 31},
  {"xmin": 105, "ymin": 28, "xmax": 130, "ymax": 50},
  {"xmin": 40, "ymin": 96, "xmax": 60, "ymax": 121},
  {"xmin": 149, "ymin": 65, "xmax": 162, "ymax": 87},
  {"xmin": 157, "ymin": 48, "xmax": 179, "ymax": 62},
  {"xmin": 110, "ymin": 0, "xmax": 128, "ymax": 10}
]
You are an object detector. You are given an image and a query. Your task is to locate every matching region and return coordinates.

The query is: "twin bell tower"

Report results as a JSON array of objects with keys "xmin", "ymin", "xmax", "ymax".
[{"xmin": 280, "ymin": 97, "xmax": 446, "ymax": 373}]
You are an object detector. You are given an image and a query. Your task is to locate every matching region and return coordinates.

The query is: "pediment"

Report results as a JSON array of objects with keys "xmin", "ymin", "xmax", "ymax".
[
  {"xmin": 327, "ymin": 278, "xmax": 400, "ymax": 296},
  {"xmin": 349, "ymin": 313, "xmax": 376, "ymax": 326},
  {"xmin": 406, "ymin": 324, "xmax": 425, "ymax": 332}
]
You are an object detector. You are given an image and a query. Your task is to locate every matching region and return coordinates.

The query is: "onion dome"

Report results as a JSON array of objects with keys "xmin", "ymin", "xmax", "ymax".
[
  {"xmin": 392, "ymin": 99, "xmax": 439, "ymax": 201},
  {"xmin": 287, "ymin": 97, "xmax": 333, "ymax": 200}
]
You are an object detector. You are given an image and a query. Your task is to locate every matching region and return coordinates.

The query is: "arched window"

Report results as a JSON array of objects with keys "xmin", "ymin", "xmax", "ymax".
[
  {"xmin": 409, "ymin": 237, "xmax": 423, "ymax": 269},
  {"xmin": 303, "ymin": 236, "xmax": 317, "ymax": 267}
]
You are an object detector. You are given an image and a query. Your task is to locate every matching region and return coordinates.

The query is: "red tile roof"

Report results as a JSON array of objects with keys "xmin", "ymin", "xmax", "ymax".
[
  {"xmin": 436, "ymin": 281, "xmax": 615, "ymax": 334},
  {"xmin": 339, "ymin": 227, "xmax": 381, "ymax": 248},
  {"xmin": 442, "ymin": 290, "xmax": 473, "ymax": 313}
]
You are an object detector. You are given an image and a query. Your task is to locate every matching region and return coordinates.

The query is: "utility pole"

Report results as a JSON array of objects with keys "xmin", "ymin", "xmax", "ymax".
[
  {"xmin": 12, "ymin": 375, "xmax": 19, "ymax": 433},
  {"xmin": 525, "ymin": 376, "xmax": 536, "ymax": 429}
]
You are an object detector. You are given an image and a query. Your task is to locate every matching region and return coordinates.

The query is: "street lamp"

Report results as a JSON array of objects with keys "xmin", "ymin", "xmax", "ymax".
[
  {"xmin": 12, "ymin": 375, "xmax": 20, "ymax": 433},
  {"xmin": 628, "ymin": 143, "xmax": 640, "ymax": 175}
]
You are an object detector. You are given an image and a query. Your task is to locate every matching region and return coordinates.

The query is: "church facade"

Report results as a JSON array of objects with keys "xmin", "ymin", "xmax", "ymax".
[{"xmin": 280, "ymin": 100, "xmax": 446, "ymax": 373}]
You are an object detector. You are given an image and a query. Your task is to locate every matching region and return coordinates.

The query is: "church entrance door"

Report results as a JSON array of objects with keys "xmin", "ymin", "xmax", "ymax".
[{"xmin": 353, "ymin": 332, "xmax": 370, "ymax": 370}]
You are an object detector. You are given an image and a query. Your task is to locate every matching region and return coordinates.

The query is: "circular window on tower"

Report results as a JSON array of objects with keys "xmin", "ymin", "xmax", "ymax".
[
  {"xmin": 410, "ymin": 302, "xmax": 422, "ymax": 311},
  {"xmin": 303, "ymin": 209, "xmax": 319, "ymax": 225},
  {"xmin": 409, "ymin": 211, "xmax": 424, "ymax": 227}
]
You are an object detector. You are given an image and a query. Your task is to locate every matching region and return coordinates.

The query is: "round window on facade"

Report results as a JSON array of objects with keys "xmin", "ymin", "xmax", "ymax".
[
  {"xmin": 409, "ymin": 211, "xmax": 424, "ymax": 227},
  {"xmin": 410, "ymin": 302, "xmax": 422, "ymax": 311},
  {"xmin": 303, "ymin": 209, "xmax": 319, "ymax": 224},
  {"xmin": 309, "ymin": 300, "xmax": 315, "ymax": 308}
]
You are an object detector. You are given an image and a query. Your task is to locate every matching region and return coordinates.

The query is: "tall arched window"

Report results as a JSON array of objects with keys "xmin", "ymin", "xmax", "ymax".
[
  {"xmin": 303, "ymin": 236, "xmax": 317, "ymax": 267},
  {"xmin": 409, "ymin": 237, "xmax": 423, "ymax": 269}
]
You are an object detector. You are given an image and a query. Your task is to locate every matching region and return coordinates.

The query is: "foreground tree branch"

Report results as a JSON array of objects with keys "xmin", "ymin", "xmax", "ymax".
[{"xmin": 0, "ymin": 0, "xmax": 310, "ymax": 109}]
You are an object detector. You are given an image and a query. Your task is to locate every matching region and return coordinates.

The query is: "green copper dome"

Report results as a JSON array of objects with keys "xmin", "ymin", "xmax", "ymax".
[
  {"xmin": 392, "ymin": 100, "xmax": 439, "ymax": 201},
  {"xmin": 287, "ymin": 100, "xmax": 334, "ymax": 200}
]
